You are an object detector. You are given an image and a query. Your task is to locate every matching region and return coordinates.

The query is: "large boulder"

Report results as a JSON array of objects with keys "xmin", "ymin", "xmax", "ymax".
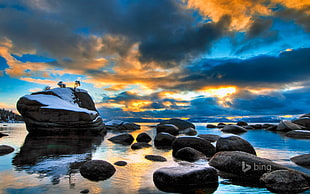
[
  {"xmin": 276, "ymin": 120, "xmax": 304, "ymax": 131},
  {"xmin": 159, "ymin": 118, "xmax": 195, "ymax": 130},
  {"xmin": 291, "ymin": 154, "xmax": 310, "ymax": 167},
  {"xmin": 108, "ymin": 134, "xmax": 134, "ymax": 145},
  {"xmin": 174, "ymin": 147, "xmax": 207, "ymax": 162},
  {"xmin": 198, "ymin": 134, "xmax": 220, "ymax": 142},
  {"xmin": 80, "ymin": 160, "xmax": 116, "ymax": 181},
  {"xmin": 105, "ymin": 120, "xmax": 140, "ymax": 131},
  {"xmin": 154, "ymin": 132, "xmax": 176, "ymax": 149},
  {"xmin": 221, "ymin": 125, "xmax": 247, "ymax": 134},
  {"xmin": 136, "ymin": 132, "xmax": 152, "ymax": 143},
  {"xmin": 293, "ymin": 117, "xmax": 310, "ymax": 129},
  {"xmin": 172, "ymin": 136, "xmax": 216, "ymax": 158},
  {"xmin": 156, "ymin": 124, "xmax": 179, "ymax": 135},
  {"xmin": 17, "ymin": 87, "xmax": 106, "ymax": 135},
  {"xmin": 285, "ymin": 130, "xmax": 310, "ymax": 139},
  {"xmin": 153, "ymin": 165, "xmax": 218, "ymax": 193},
  {"xmin": 209, "ymin": 151, "xmax": 310, "ymax": 182},
  {"xmin": 260, "ymin": 170, "xmax": 309, "ymax": 193},
  {"xmin": 216, "ymin": 135, "xmax": 256, "ymax": 155}
]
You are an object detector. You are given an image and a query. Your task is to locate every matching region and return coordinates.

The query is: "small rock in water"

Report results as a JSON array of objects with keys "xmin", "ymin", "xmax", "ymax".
[
  {"xmin": 80, "ymin": 189, "xmax": 90, "ymax": 193},
  {"xmin": 291, "ymin": 154, "xmax": 310, "ymax": 168},
  {"xmin": 145, "ymin": 155, "xmax": 167, "ymax": 162},
  {"xmin": 156, "ymin": 124, "xmax": 179, "ymax": 135},
  {"xmin": 0, "ymin": 145, "xmax": 14, "ymax": 156},
  {"xmin": 285, "ymin": 130, "xmax": 310, "ymax": 139},
  {"xmin": 154, "ymin": 132, "xmax": 176, "ymax": 149},
  {"xmin": 114, "ymin": 161, "xmax": 127, "ymax": 166},
  {"xmin": 131, "ymin": 142, "xmax": 152, "ymax": 150},
  {"xmin": 174, "ymin": 147, "xmax": 207, "ymax": 162},
  {"xmin": 80, "ymin": 160, "xmax": 116, "ymax": 181},
  {"xmin": 0, "ymin": 132, "xmax": 8, "ymax": 137},
  {"xmin": 206, "ymin": 124, "xmax": 217, "ymax": 128},
  {"xmin": 216, "ymin": 135, "xmax": 256, "ymax": 155},
  {"xmin": 236, "ymin": 121, "xmax": 248, "ymax": 126},
  {"xmin": 108, "ymin": 134, "xmax": 134, "ymax": 145},
  {"xmin": 221, "ymin": 125, "xmax": 247, "ymax": 134},
  {"xmin": 136, "ymin": 132, "xmax": 152, "ymax": 143}
]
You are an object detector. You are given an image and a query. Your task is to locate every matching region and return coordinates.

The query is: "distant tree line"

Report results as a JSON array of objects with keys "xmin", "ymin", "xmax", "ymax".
[{"xmin": 0, "ymin": 108, "xmax": 23, "ymax": 122}]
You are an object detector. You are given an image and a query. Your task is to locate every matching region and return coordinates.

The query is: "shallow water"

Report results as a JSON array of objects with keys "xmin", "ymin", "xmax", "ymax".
[{"xmin": 0, "ymin": 123, "xmax": 309, "ymax": 194}]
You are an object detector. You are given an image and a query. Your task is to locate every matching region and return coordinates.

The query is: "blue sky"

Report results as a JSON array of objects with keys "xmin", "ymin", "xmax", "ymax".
[{"xmin": 0, "ymin": 0, "xmax": 310, "ymax": 120}]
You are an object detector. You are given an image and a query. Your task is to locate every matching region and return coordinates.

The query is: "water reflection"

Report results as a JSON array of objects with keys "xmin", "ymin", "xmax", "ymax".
[{"xmin": 12, "ymin": 134, "xmax": 104, "ymax": 185}]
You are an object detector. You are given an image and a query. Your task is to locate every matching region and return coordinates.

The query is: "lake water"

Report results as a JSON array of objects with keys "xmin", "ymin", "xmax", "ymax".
[{"xmin": 0, "ymin": 123, "xmax": 310, "ymax": 194}]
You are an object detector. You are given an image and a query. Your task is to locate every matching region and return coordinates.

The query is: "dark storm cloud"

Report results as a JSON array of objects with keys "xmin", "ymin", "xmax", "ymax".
[
  {"xmin": 247, "ymin": 18, "xmax": 274, "ymax": 39},
  {"xmin": 176, "ymin": 48, "xmax": 310, "ymax": 90},
  {"xmin": 276, "ymin": 7, "xmax": 310, "ymax": 33}
]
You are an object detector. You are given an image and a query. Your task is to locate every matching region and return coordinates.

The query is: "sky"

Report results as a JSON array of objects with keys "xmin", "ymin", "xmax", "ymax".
[{"xmin": 0, "ymin": 0, "xmax": 310, "ymax": 120}]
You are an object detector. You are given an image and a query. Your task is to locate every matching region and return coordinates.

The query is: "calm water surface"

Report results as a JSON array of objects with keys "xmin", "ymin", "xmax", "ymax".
[{"xmin": 0, "ymin": 123, "xmax": 310, "ymax": 194}]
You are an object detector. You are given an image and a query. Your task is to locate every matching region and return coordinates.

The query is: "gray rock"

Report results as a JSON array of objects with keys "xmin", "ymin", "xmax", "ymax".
[
  {"xmin": 80, "ymin": 160, "xmax": 116, "ymax": 181},
  {"xmin": 174, "ymin": 147, "xmax": 207, "ymax": 162},
  {"xmin": 291, "ymin": 154, "xmax": 310, "ymax": 167},
  {"xmin": 159, "ymin": 118, "xmax": 195, "ymax": 130},
  {"xmin": 250, "ymin": 124, "xmax": 262, "ymax": 129},
  {"xmin": 172, "ymin": 136, "xmax": 216, "ymax": 158},
  {"xmin": 237, "ymin": 121, "xmax": 248, "ymax": 126},
  {"xmin": 0, "ymin": 145, "xmax": 14, "ymax": 156},
  {"xmin": 131, "ymin": 142, "xmax": 152, "ymax": 150},
  {"xmin": 156, "ymin": 124, "xmax": 179, "ymax": 135},
  {"xmin": 293, "ymin": 117, "xmax": 310, "ymax": 129},
  {"xmin": 153, "ymin": 165, "xmax": 218, "ymax": 193},
  {"xmin": 221, "ymin": 125, "xmax": 247, "ymax": 134},
  {"xmin": 105, "ymin": 120, "xmax": 140, "ymax": 131},
  {"xmin": 198, "ymin": 134, "xmax": 220, "ymax": 142},
  {"xmin": 209, "ymin": 151, "xmax": 310, "ymax": 182},
  {"xmin": 17, "ymin": 87, "xmax": 106, "ymax": 135},
  {"xmin": 276, "ymin": 120, "xmax": 304, "ymax": 131},
  {"xmin": 260, "ymin": 170, "xmax": 309, "ymax": 193},
  {"xmin": 285, "ymin": 130, "xmax": 310, "ymax": 139},
  {"xmin": 145, "ymin": 155, "xmax": 167, "ymax": 162},
  {"xmin": 108, "ymin": 134, "xmax": 134, "ymax": 145},
  {"xmin": 154, "ymin": 132, "xmax": 176, "ymax": 149},
  {"xmin": 216, "ymin": 135, "xmax": 256, "ymax": 155},
  {"xmin": 179, "ymin": 127, "xmax": 197, "ymax": 136},
  {"xmin": 206, "ymin": 124, "xmax": 217, "ymax": 128},
  {"xmin": 136, "ymin": 132, "xmax": 152, "ymax": 143}
]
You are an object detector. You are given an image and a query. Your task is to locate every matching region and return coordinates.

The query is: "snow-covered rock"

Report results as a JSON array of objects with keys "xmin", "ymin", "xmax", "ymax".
[{"xmin": 17, "ymin": 87, "xmax": 106, "ymax": 134}]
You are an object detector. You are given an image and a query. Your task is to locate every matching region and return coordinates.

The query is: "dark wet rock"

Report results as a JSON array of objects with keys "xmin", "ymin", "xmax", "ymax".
[
  {"xmin": 221, "ymin": 125, "xmax": 247, "ymax": 134},
  {"xmin": 244, "ymin": 125, "xmax": 255, "ymax": 130},
  {"xmin": 209, "ymin": 151, "xmax": 310, "ymax": 182},
  {"xmin": 285, "ymin": 130, "xmax": 310, "ymax": 139},
  {"xmin": 198, "ymin": 134, "xmax": 220, "ymax": 142},
  {"xmin": 17, "ymin": 87, "xmax": 106, "ymax": 135},
  {"xmin": 145, "ymin": 155, "xmax": 167, "ymax": 162},
  {"xmin": 300, "ymin": 113, "xmax": 310, "ymax": 118},
  {"xmin": 293, "ymin": 117, "xmax": 310, "ymax": 129},
  {"xmin": 131, "ymin": 142, "xmax": 152, "ymax": 150},
  {"xmin": 80, "ymin": 160, "xmax": 116, "ymax": 181},
  {"xmin": 108, "ymin": 134, "xmax": 134, "ymax": 145},
  {"xmin": 217, "ymin": 123, "xmax": 226, "ymax": 128},
  {"xmin": 262, "ymin": 124, "xmax": 275, "ymax": 129},
  {"xmin": 159, "ymin": 118, "xmax": 195, "ymax": 130},
  {"xmin": 206, "ymin": 124, "xmax": 217, "ymax": 128},
  {"xmin": 236, "ymin": 121, "xmax": 248, "ymax": 126},
  {"xmin": 105, "ymin": 120, "xmax": 140, "ymax": 131},
  {"xmin": 80, "ymin": 189, "xmax": 90, "ymax": 193},
  {"xmin": 156, "ymin": 124, "xmax": 179, "ymax": 135},
  {"xmin": 291, "ymin": 154, "xmax": 310, "ymax": 167},
  {"xmin": 136, "ymin": 132, "xmax": 152, "ymax": 143},
  {"xmin": 0, "ymin": 132, "xmax": 8, "ymax": 137},
  {"xmin": 179, "ymin": 127, "xmax": 197, "ymax": 136},
  {"xmin": 250, "ymin": 124, "xmax": 262, "ymax": 129},
  {"xmin": 0, "ymin": 145, "xmax": 14, "ymax": 156},
  {"xmin": 154, "ymin": 132, "xmax": 176, "ymax": 149},
  {"xmin": 153, "ymin": 165, "xmax": 218, "ymax": 193},
  {"xmin": 265, "ymin": 124, "xmax": 277, "ymax": 131},
  {"xmin": 174, "ymin": 147, "xmax": 207, "ymax": 162},
  {"xmin": 114, "ymin": 161, "xmax": 127, "ymax": 166},
  {"xmin": 260, "ymin": 170, "xmax": 309, "ymax": 193},
  {"xmin": 276, "ymin": 120, "xmax": 304, "ymax": 131},
  {"xmin": 216, "ymin": 135, "xmax": 256, "ymax": 155},
  {"xmin": 172, "ymin": 136, "xmax": 216, "ymax": 158}
]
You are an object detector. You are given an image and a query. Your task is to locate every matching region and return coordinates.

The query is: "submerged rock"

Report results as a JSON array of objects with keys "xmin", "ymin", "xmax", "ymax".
[
  {"xmin": 285, "ymin": 130, "xmax": 310, "ymax": 139},
  {"xmin": 114, "ymin": 161, "xmax": 127, "ymax": 166},
  {"xmin": 159, "ymin": 118, "xmax": 195, "ymax": 130},
  {"xmin": 108, "ymin": 134, "xmax": 134, "ymax": 145},
  {"xmin": 0, "ymin": 145, "xmax": 14, "ymax": 156},
  {"xmin": 216, "ymin": 135, "xmax": 256, "ymax": 155},
  {"xmin": 131, "ymin": 142, "xmax": 152, "ymax": 150},
  {"xmin": 172, "ymin": 136, "xmax": 216, "ymax": 158},
  {"xmin": 17, "ymin": 87, "xmax": 106, "ymax": 135},
  {"xmin": 154, "ymin": 132, "xmax": 176, "ymax": 149},
  {"xmin": 0, "ymin": 132, "xmax": 8, "ymax": 137},
  {"xmin": 153, "ymin": 165, "xmax": 218, "ymax": 193},
  {"xmin": 80, "ymin": 160, "xmax": 116, "ymax": 181},
  {"xmin": 260, "ymin": 170, "xmax": 309, "ymax": 193},
  {"xmin": 145, "ymin": 155, "xmax": 167, "ymax": 162}
]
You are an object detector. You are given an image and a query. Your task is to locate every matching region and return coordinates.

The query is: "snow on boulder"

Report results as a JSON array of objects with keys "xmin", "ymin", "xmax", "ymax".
[{"xmin": 17, "ymin": 87, "xmax": 106, "ymax": 135}]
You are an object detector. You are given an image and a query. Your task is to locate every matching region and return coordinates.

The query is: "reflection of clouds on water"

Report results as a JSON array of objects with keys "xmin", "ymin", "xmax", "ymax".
[{"xmin": 12, "ymin": 134, "xmax": 104, "ymax": 184}]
